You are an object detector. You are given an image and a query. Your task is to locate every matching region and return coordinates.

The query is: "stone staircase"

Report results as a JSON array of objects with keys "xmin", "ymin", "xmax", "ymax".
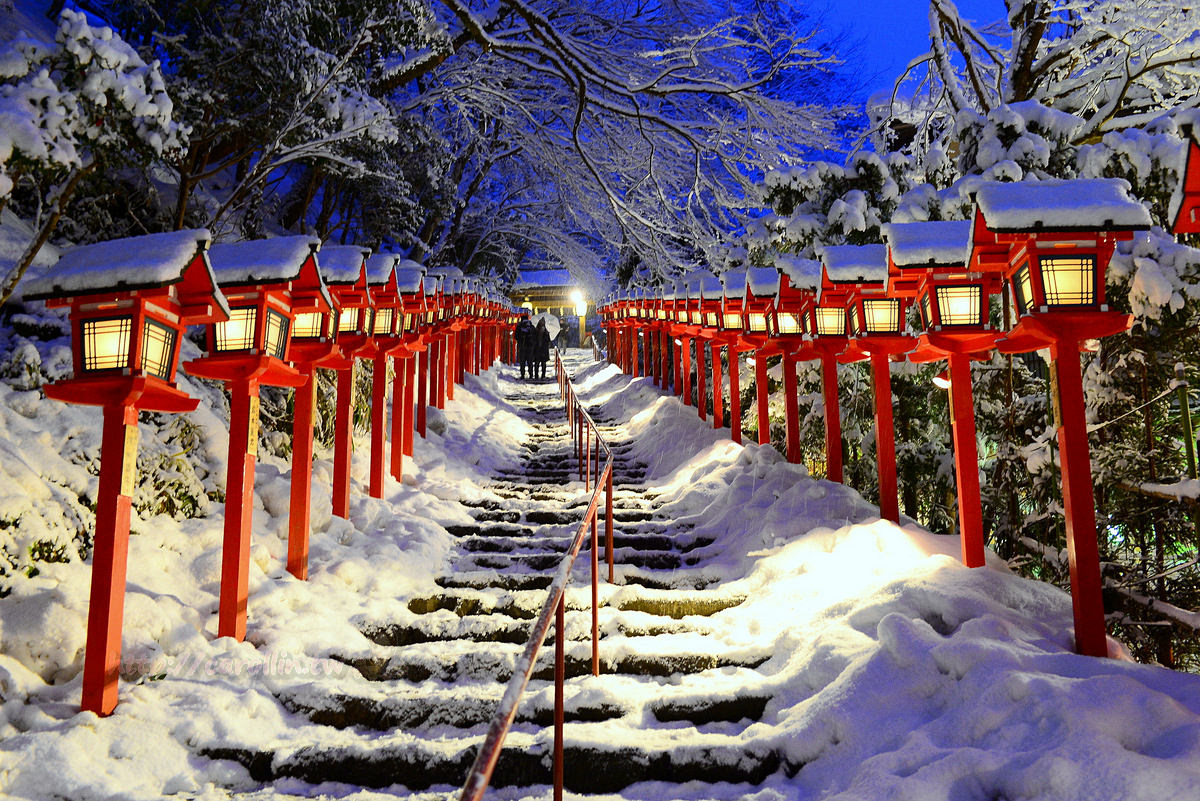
[{"xmin": 204, "ymin": 354, "xmax": 786, "ymax": 797}]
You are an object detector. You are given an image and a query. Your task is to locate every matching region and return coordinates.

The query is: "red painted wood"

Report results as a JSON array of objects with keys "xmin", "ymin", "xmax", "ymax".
[
  {"xmin": 711, "ymin": 342, "xmax": 723, "ymax": 429},
  {"xmin": 369, "ymin": 353, "xmax": 388, "ymax": 499},
  {"xmin": 783, "ymin": 356, "xmax": 800, "ymax": 463},
  {"xmin": 755, "ymin": 354, "xmax": 770, "ymax": 446},
  {"xmin": 681, "ymin": 337, "xmax": 693, "ymax": 406},
  {"xmin": 417, "ymin": 347, "xmax": 428, "ymax": 437},
  {"xmin": 729, "ymin": 351, "xmax": 742, "ymax": 444},
  {"xmin": 948, "ymin": 352, "xmax": 986, "ymax": 568},
  {"xmin": 870, "ymin": 352, "xmax": 899, "ymax": 523},
  {"xmin": 332, "ymin": 366, "xmax": 354, "ymax": 518},
  {"xmin": 554, "ymin": 596, "xmax": 565, "ymax": 801},
  {"xmin": 822, "ymin": 353, "xmax": 844, "ymax": 483},
  {"xmin": 287, "ymin": 369, "xmax": 317, "ymax": 580},
  {"xmin": 218, "ymin": 379, "xmax": 260, "ymax": 640},
  {"xmin": 81, "ymin": 403, "xmax": 137, "ymax": 716},
  {"xmin": 695, "ymin": 340, "xmax": 707, "ymax": 420},
  {"xmin": 1052, "ymin": 341, "xmax": 1110, "ymax": 657}
]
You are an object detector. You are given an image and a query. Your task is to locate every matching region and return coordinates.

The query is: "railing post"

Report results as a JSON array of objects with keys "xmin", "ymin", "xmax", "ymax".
[
  {"xmin": 591, "ymin": 510, "xmax": 599, "ymax": 676},
  {"xmin": 585, "ymin": 423, "xmax": 592, "ymax": 492},
  {"xmin": 605, "ymin": 467, "xmax": 614, "ymax": 583},
  {"xmin": 554, "ymin": 595, "xmax": 565, "ymax": 801}
]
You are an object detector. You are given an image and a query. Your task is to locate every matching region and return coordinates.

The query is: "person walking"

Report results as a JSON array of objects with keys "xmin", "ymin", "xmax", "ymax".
[
  {"xmin": 533, "ymin": 318, "xmax": 552, "ymax": 380},
  {"xmin": 514, "ymin": 313, "xmax": 535, "ymax": 380}
]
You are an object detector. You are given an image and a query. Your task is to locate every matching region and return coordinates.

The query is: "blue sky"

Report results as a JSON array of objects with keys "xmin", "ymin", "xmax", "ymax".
[{"xmin": 817, "ymin": 0, "xmax": 1006, "ymax": 99}]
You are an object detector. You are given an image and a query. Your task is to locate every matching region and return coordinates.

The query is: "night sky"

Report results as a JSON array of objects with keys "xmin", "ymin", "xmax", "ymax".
[{"xmin": 817, "ymin": 0, "xmax": 1005, "ymax": 99}]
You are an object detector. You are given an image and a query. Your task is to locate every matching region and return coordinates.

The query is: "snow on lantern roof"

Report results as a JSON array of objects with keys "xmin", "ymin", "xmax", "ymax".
[
  {"xmin": 395, "ymin": 267, "xmax": 424, "ymax": 294},
  {"xmin": 24, "ymin": 228, "xmax": 214, "ymax": 299},
  {"xmin": 721, "ymin": 269, "xmax": 748, "ymax": 299},
  {"xmin": 972, "ymin": 178, "xmax": 1152, "ymax": 232},
  {"xmin": 698, "ymin": 272, "xmax": 724, "ymax": 301},
  {"xmin": 206, "ymin": 236, "xmax": 321, "ymax": 285},
  {"xmin": 883, "ymin": 221, "xmax": 971, "ymax": 268},
  {"xmin": 428, "ymin": 265, "xmax": 465, "ymax": 279},
  {"xmin": 776, "ymin": 255, "xmax": 821, "ymax": 291},
  {"xmin": 747, "ymin": 266, "xmax": 780, "ymax": 297},
  {"xmin": 365, "ymin": 253, "xmax": 403, "ymax": 284},
  {"xmin": 685, "ymin": 271, "xmax": 717, "ymax": 300},
  {"xmin": 319, "ymin": 245, "xmax": 370, "ymax": 284},
  {"xmin": 819, "ymin": 244, "xmax": 888, "ymax": 283}
]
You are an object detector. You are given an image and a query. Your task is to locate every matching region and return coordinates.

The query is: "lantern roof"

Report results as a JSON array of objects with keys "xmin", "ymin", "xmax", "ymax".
[
  {"xmin": 685, "ymin": 271, "xmax": 717, "ymax": 300},
  {"xmin": 319, "ymin": 245, "xmax": 371, "ymax": 284},
  {"xmin": 24, "ymin": 228, "xmax": 219, "ymax": 300},
  {"xmin": 206, "ymin": 236, "xmax": 322, "ymax": 284},
  {"xmin": 365, "ymin": 253, "xmax": 404, "ymax": 285},
  {"xmin": 698, "ymin": 272, "xmax": 724, "ymax": 301},
  {"xmin": 819, "ymin": 244, "xmax": 888, "ymax": 284},
  {"xmin": 746, "ymin": 266, "xmax": 781, "ymax": 298},
  {"xmin": 394, "ymin": 266, "xmax": 424, "ymax": 294},
  {"xmin": 971, "ymin": 178, "xmax": 1151, "ymax": 234},
  {"xmin": 428, "ymin": 265, "xmax": 465, "ymax": 279},
  {"xmin": 883, "ymin": 221, "xmax": 972, "ymax": 269},
  {"xmin": 776, "ymin": 255, "xmax": 821, "ymax": 291},
  {"xmin": 721, "ymin": 269, "xmax": 748, "ymax": 299},
  {"xmin": 1168, "ymin": 127, "xmax": 1200, "ymax": 234}
]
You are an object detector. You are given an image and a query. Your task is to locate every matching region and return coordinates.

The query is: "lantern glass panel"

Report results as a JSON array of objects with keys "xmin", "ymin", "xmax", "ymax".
[
  {"xmin": 373, "ymin": 308, "xmax": 394, "ymax": 335},
  {"xmin": 776, "ymin": 312, "xmax": 802, "ymax": 335},
  {"xmin": 1040, "ymin": 255, "xmax": 1096, "ymax": 306},
  {"xmin": 140, "ymin": 318, "xmax": 176, "ymax": 380},
  {"xmin": 675, "ymin": 310, "xmax": 688, "ymax": 322},
  {"xmin": 748, "ymin": 312, "xmax": 768, "ymax": 332},
  {"xmin": 657, "ymin": 309, "xmax": 667, "ymax": 320},
  {"xmin": 425, "ymin": 310, "xmax": 435, "ymax": 323},
  {"xmin": 721, "ymin": 312, "xmax": 741, "ymax": 330},
  {"xmin": 690, "ymin": 310, "xmax": 702, "ymax": 325},
  {"xmin": 815, "ymin": 306, "xmax": 845, "ymax": 336},
  {"xmin": 919, "ymin": 293, "xmax": 932, "ymax": 329},
  {"xmin": 705, "ymin": 312, "xmax": 718, "ymax": 327},
  {"xmin": 216, "ymin": 307, "xmax": 258, "ymax": 352},
  {"xmin": 264, "ymin": 309, "xmax": 290, "ymax": 360},
  {"xmin": 1013, "ymin": 262, "xmax": 1035, "ymax": 315},
  {"xmin": 293, "ymin": 312, "xmax": 326, "ymax": 338},
  {"xmin": 82, "ymin": 317, "xmax": 132, "ymax": 371},
  {"xmin": 934, "ymin": 285, "xmax": 983, "ymax": 326},
  {"xmin": 403, "ymin": 313, "xmax": 414, "ymax": 331},
  {"xmin": 862, "ymin": 298, "xmax": 902, "ymax": 334},
  {"xmin": 338, "ymin": 307, "xmax": 361, "ymax": 333}
]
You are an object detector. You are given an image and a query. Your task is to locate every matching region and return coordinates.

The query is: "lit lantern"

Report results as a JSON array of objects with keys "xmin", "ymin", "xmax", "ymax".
[
  {"xmin": 970, "ymin": 178, "xmax": 1151, "ymax": 658},
  {"xmin": 769, "ymin": 257, "xmax": 822, "ymax": 465},
  {"xmin": 392, "ymin": 263, "xmax": 428, "ymax": 475},
  {"xmin": 683, "ymin": 273, "xmax": 715, "ymax": 419},
  {"xmin": 318, "ymin": 244, "xmax": 374, "ymax": 520},
  {"xmin": 364, "ymin": 253, "xmax": 406, "ymax": 500},
  {"xmin": 692, "ymin": 273, "xmax": 725, "ymax": 427},
  {"xmin": 734, "ymin": 268, "xmax": 781, "ymax": 445},
  {"xmin": 186, "ymin": 239, "xmax": 318, "ymax": 642},
  {"xmin": 820, "ymin": 244, "xmax": 908, "ymax": 520},
  {"xmin": 1168, "ymin": 124, "xmax": 1200, "ymax": 234},
  {"xmin": 716, "ymin": 270, "xmax": 752, "ymax": 444},
  {"xmin": 23, "ymin": 229, "xmax": 228, "ymax": 716},
  {"xmin": 885, "ymin": 220, "xmax": 993, "ymax": 569}
]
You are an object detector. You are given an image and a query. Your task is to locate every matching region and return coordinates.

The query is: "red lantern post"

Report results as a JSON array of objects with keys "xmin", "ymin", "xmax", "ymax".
[
  {"xmin": 738, "ymin": 268, "xmax": 780, "ymax": 446},
  {"xmin": 765, "ymin": 258, "xmax": 822, "ymax": 465},
  {"xmin": 1169, "ymin": 126, "xmax": 1200, "ymax": 234},
  {"xmin": 186, "ymin": 244, "xmax": 313, "ymax": 642},
  {"xmin": 971, "ymin": 178, "xmax": 1151, "ymax": 657},
  {"xmin": 25, "ymin": 230, "xmax": 229, "ymax": 715}
]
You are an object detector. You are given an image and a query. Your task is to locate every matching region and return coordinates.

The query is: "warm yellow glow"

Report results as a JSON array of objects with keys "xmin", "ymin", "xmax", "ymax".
[
  {"xmin": 723, "ymin": 312, "xmax": 743, "ymax": 330},
  {"xmin": 373, "ymin": 308, "xmax": 394, "ymax": 335},
  {"xmin": 520, "ymin": 301, "xmax": 534, "ymax": 310},
  {"xmin": 815, "ymin": 307, "xmax": 844, "ymax": 336},
  {"xmin": 403, "ymin": 313, "xmax": 414, "ymax": 331},
  {"xmin": 569, "ymin": 289, "xmax": 584, "ymax": 305},
  {"xmin": 657, "ymin": 309, "xmax": 667, "ymax": 320},
  {"xmin": 140, "ymin": 319, "xmax": 176, "ymax": 380},
  {"xmin": 675, "ymin": 310, "xmax": 688, "ymax": 322},
  {"xmin": 862, "ymin": 299, "xmax": 901, "ymax": 334},
  {"xmin": 748, "ymin": 313, "xmax": 767, "ymax": 332},
  {"xmin": 690, "ymin": 310, "xmax": 702, "ymax": 324},
  {"xmin": 1040, "ymin": 255, "xmax": 1096, "ymax": 306},
  {"xmin": 935, "ymin": 285, "xmax": 983, "ymax": 326},
  {"xmin": 216, "ymin": 307, "xmax": 257, "ymax": 352},
  {"xmin": 1014, "ymin": 262, "xmax": 1035, "ymax": 315},
  {"xmin": 293, "ymin": 312, "xmax": 326, "ymax": 338},
  {"xmin": 263, "ymin": 309, "xmax": 289, "ymax": 359},
  {"xmin": 575, "ymin": 300, "xmax": 588, "ymax": 316},
  {"xmin": 82, "ymin": 317, "xmax": 132, "ymax": 371},
  {"xmin": 338, "ymin": 307, "xmax": 361, "ymax": 333},
  {"xmin": 776, "ymin": 312, "xmax": 802, "ymax": 335},
  {"xmin": 705, "ymin": 312, "xmax": 718, "ymax": 327}
]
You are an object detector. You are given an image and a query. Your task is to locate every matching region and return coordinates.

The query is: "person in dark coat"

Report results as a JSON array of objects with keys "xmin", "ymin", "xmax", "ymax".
[
  {"xmin": 514, "ymin": 313, "xmax": 535, "ymax": 379},
  {"xmin": 533, "ymin": 318, "xmax": 552, "ymax": 379}
]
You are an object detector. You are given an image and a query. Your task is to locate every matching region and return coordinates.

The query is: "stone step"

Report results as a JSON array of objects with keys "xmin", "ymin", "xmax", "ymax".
[
  {"xmin": 461, "ymin": 549, "xmax": 684, "ymax": 571},
  {"xmin": 359, "ymin": 613, "xmax": 703, "ymax": 647}
]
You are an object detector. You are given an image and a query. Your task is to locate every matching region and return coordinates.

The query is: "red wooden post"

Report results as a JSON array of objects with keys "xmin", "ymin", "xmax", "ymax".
[
  {"xmin": 445, "ymin": 335, "xmax": 455, "ymax": 402},
  {"xmin": 417, "ymin": 347, "xmax": 428, "ymax": 437},
  {"xmin": 711, "ymin": 342, "xmax": 723, "ymax": 428},
  {"xmin": 659, "ymin": 331, "xmax": 669, "ymax": 389},
  {"xmin": 695, "ymin": 340, "xmax": 707, "ymax": 420},
  {"xmin": 755, "ymin": 353, "xmax": 770, "ymax": 445},
  {"xmin": 729, "ymin": 350, "xmax": 742, "ymax": 444},
  {"xmin": 553, "ymin": 595, "xmax": 565, "ymax": 801},
  {"xmin": 591, "ymin": 511, "xmax": 599, "ymax": 676},
  {"xmin": 606, "ymin": 468, "xmax": 614, "ymax": 582},
  {"xmin": 631, "ymin": 331, "xmax": 640, "ymax": 378},
  {"xmin": 288, "ymin": 369, "xmax": 317, "ymax": 579},
  {"xmin": 81, "ymin": 403, "xmax": 138, "ymax": 716},
  {"xmin": 870, "ymin": 351, "xmax": 899, "ymax": 523},
  {"xmin": 1052, "ymin": 340, "xmax": 1109, "ymax": 657},
  {"xmin": 681, "ymin": 337, "xmax": 692, "ymax": 405},
  {"xmin": 644, "ymin": 330, "xmax": 652, "ymax": 378},
  {"xmin": 672, "ymin": 337, "xmax": 682, "ymax": 396},
  {"xmin": 948, "ymin": 352, "xmax": 985, "ymax": 568},
  {"xmin": 390, "ymin": 357, "xmax": 405, "ymax": 480},
  {"xmin": 783, "ymin": 355, "xmax": 800, "ymax": 463},
  {"xmin": 403, "ymin": 355, "xmax": 416, "ymax": 455},
  {"xmin": 333, "ymin": 366, "xmax": 354, "ymax": 518},
  {"xmin": 369, "ymin": 353, "xmax": 388, "ymax": 498},
  {"xmin": 218, "ymin": 379, "xmax": 261, "ymax": 640},
  {"xmin": 821, "ymin": 352, "xmax": 843, "ymax": 483}
]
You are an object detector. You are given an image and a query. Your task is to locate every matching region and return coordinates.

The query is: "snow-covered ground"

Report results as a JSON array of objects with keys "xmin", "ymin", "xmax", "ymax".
[{"xmin": 0, "ymin": 346, "xmax": 1199, "ymax": 800}]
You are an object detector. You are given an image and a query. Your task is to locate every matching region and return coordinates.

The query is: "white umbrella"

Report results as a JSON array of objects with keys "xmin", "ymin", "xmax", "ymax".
[{"xmin": 532, "ymin": 312, "xmax": 560, "ymax": 340}]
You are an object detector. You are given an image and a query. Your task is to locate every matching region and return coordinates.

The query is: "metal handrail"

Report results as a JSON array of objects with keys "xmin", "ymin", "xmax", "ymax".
[{"xmin": 459, "ymin": 348, "xmax": 615, "ymax": 801}]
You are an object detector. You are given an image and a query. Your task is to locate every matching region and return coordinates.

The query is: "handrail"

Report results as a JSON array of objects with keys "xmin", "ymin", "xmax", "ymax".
[{"xmin": 459, "ymin": 348, "xmax": 615, "ymax": 801}]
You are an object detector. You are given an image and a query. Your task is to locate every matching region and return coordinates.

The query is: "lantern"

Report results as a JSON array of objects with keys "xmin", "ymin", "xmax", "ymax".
[
  {"xmin": 821, "ymin": 244, "xmax": 906, "ymax": 518},
  {"xmin": 736, "ymin": 268, "xmax": 781, "ymax": 445},
  {"xmin": 885, "ymin": 220, "xmax": 993, "ymax": 568},
  {"xmin": 970, "ymin": 178, "xmax": 1151, "ymax": 658},
  {"xmin": 23, "ymin": 229, "xmax": 228, "ymax": 716},
  {"xmin": 364, "ymin": 253, "xmax": 407, "ymax": 500},
  {"xmin": 769, "ymin": 257, "xmax": 822, "ymax": 465},
  {"xmin": 1168, "ymin": 124, "xmax": 1200, "ymax": 235}
]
